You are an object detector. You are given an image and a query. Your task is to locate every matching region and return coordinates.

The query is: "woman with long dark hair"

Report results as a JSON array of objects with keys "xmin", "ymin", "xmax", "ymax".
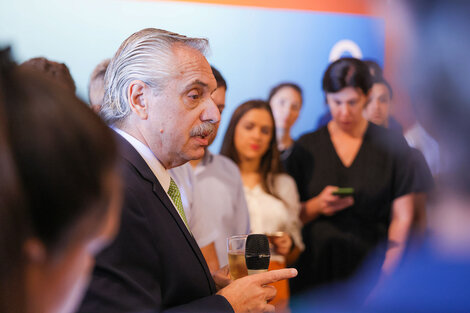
[
  {"xmin": 285, "ymin": 57, "xmax": 414, "ymax": 294},
  {"xmin": 0, "ymin": 48, "xmax": 121, "ymax": 313},
  {"xmin": 221, "ymin": 100, "xmax": 303, "ymax": 310}
]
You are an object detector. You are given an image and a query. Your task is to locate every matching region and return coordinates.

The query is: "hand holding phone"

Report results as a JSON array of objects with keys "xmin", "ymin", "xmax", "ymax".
[
  {"xmin": 332, "ymin": 187, "xmax": 354, "ymax": 198},
  {"xmin": 309, "ymin": 186, "xmax": 354, "ymax": 217}
]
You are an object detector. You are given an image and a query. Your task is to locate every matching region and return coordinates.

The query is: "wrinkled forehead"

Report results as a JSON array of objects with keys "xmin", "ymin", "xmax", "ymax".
[{"xmin": 167, "ymin": 43, "xmax": 216, "ymax": 88}]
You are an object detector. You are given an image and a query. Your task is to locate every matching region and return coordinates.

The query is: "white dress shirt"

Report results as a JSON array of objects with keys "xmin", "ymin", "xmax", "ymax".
[
  {"xmin": 114, "ymin": 128, "xmax": 186, "ymax": 223},
  {"xmin": 192, "ymin": 151, "xmax": 251, "ymax": 266},
  {"xmin": 405, "ymin": 122, "xmax": 440, "ymax": 177},
  {"xmin": 170, "ymin": 163, "xmax": 218, "ymax": 247}
]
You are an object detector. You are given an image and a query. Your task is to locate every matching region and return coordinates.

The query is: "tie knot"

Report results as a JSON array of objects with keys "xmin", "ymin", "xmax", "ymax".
[{"xmin": 168, "ymin": 177, "xmax": 179, "ymax": 195}]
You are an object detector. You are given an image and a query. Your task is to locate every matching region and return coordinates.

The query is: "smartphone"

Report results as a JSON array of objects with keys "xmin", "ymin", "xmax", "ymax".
[{"xmin": 332, "ymin": 187, "xmax": 354, "ymax": 198}]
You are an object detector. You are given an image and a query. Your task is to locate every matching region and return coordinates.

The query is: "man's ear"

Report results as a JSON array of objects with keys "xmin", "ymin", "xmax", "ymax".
[{"xmin": 128, "ymin": 80, "xmax": 149, "ymax": 120}]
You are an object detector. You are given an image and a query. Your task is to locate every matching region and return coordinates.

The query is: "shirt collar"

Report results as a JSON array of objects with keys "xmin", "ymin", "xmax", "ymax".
[{"xmin": 113, "ymin": 127, "xmax": 171, "ymax": 191}]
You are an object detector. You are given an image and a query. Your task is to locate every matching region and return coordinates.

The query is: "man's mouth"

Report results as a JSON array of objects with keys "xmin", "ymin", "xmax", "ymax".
[
  {"xmin": 189, "ymin": 122, "xmax": 216, "ymax": 146},
  {"xmin": 200, "ymin": 131, "xmax": 210, "ymax": 138},
  {"xmin": 193, "ymin": 135, "xmax": 209, "ymax": 146}
]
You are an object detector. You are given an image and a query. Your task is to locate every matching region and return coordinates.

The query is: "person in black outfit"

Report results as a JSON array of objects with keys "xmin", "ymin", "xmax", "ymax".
[
  {"xmin": 284, "ymin": 57, "xmax": 415, "ymax": 294},
  {"xmin": 362, "ymin": 68, "xmax": 433, "ymax": 234}
]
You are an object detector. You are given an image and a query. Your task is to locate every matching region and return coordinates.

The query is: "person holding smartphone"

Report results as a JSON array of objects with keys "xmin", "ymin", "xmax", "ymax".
[{"xmin": 284, "ymin": 57, "xmax": 414, "ymax": 294}]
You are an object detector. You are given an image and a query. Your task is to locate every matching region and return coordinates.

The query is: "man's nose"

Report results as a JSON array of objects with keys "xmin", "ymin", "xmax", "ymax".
[{"xmin": 201, "ymin": 97, "xmax": 221, "ymax": 124}]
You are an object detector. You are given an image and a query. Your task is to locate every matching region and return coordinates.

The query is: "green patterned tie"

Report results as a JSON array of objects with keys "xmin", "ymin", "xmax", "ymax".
[{"xmin": 167, "ymin": 178, "xmax": 190, "ymax": 231}]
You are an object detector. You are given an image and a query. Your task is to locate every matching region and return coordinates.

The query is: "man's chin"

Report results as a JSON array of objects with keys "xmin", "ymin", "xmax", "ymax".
[{"xmin": 187, "ymin": 146, "xmax": 205, "ymax": 161}]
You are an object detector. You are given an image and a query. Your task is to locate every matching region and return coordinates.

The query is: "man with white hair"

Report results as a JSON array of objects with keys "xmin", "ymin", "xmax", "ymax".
[{"xmin": 78, "ymin": 28, "xmax": 296, "ymax": 313}]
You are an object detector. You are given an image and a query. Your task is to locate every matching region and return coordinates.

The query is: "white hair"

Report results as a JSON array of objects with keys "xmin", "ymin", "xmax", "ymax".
[{"xmin": 100, "ymin": 28, "xmax": 209, "ymax": 126}]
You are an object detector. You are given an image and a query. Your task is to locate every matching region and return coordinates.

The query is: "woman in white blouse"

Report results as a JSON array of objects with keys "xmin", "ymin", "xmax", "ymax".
[{"xmin": 221, "ymin": 100, "xmax": 303, "ymax": 262}]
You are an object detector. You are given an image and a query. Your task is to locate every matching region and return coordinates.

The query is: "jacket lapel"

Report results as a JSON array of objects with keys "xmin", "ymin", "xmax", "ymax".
[{"xmin": 115, "ymin": 133, "xmax": 216, "ymax": 292}]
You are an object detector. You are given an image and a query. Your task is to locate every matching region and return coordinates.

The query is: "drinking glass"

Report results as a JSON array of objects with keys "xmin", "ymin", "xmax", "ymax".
[{"xmin": 227, "ymin": 235, "xmax": 248, "ymax": 280}]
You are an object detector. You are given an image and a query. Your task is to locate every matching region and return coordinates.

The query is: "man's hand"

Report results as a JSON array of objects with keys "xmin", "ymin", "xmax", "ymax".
[
  {"xmin": 212, "ymin": 265, "xmax": 231, "ymax": 290},
  {"xmin": 217, "ymin": 268, "xmax": 298, "ymax": 313}
]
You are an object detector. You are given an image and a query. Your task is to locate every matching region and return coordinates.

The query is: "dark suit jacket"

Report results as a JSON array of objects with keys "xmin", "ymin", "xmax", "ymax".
[{"xmin": 77, "ymin": 134, "xmax": 233, "ymax": 313}]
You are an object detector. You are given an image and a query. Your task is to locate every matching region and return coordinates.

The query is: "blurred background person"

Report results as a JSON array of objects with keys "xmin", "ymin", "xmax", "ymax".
[
  {"xmin": 188, "ymin": 65, "xmax": 250, "ymax": 270},
  {"xmin": 363, "ymin": 59, "xmax": 383, "ymax": 79},
  {"xmin": 362, "ymin": 69, "xmax": 402, "ymax": 133},
  {"xmin": 169, "ymin": 161, "xmax": 221, "ymax": 272},
  {"xmin": 268, "ymin": 82, "xmax": 303, "ymax": 160},
  {"xmin": 88, "ymin": 58, "xmax": 110, "ymax": 113},
  {"xmin": 221, "ymin": 99, "xmax": 304, "ymax": 311},
  {"xmin": 362, "ymin": 77, "xmax": 393, "ymax": 128},
  {"xmin": 20, "ymin": 56, "xmax": 76, "ymax": 94},
  {"xmin": 404, "ymin": 120, "xmax": 440, "ymax": 178},
  {"xmin": 362, "ymin": 66, "xmax": 433, "ymax": 234},
  {"xmin": 370, "ymin": 48, "xmax": 440, "ymax": 180},
  {"xmin": 0, "ymin": 48, "xmax": 121, "ymax": 313},
  {"xmin": 285, "ymin": 57, "xmax": 414, "ymax": 294}
]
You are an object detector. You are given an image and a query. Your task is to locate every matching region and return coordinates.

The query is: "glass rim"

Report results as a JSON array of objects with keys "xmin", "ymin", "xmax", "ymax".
[{"xmin": 227, "ymin": 234, "xmax": 248, "ymax": 241}]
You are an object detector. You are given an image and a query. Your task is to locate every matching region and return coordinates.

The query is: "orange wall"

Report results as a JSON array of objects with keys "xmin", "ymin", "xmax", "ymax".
[{"xmin": 162, "ymin": 0, "xmax": 373, "ymax": 15}]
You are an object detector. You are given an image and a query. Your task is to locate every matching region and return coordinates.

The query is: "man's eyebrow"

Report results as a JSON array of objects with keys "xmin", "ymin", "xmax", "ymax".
[
  {"xmin": 189, "ymin": 80, "xmax": 209, "ymax": 88},
  {"xmin": 186, "ymin": 79, "xmax": 217, "ymax": 93}
]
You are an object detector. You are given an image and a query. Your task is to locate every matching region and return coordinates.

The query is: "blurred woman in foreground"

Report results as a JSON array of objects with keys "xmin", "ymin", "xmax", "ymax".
[{"xmin": 0, "ymin": 48, "xmax": 121, "ymax": 313}]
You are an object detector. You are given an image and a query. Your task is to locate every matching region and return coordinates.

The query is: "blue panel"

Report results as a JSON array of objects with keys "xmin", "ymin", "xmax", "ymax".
[{"xmin": 0, "ymin": 0, "xmax": 384, "ymax": 153}]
